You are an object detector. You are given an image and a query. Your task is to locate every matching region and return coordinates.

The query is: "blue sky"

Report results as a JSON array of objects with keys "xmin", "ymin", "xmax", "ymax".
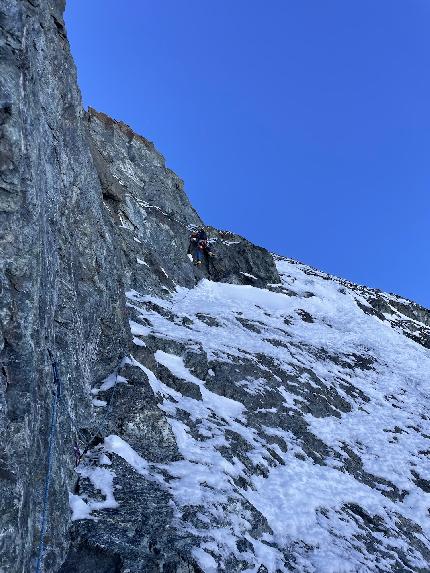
[{"xmin": 65, "ymin": 1, "xmax": 430, "ymax": 307}]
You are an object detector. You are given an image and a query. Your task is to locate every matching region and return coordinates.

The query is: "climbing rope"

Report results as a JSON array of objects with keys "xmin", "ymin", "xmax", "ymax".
[
  {"xmin": 34, "ymin": 352, "xmax": 123, "ymax": 572},
  {"xmin": 35, "ymin": 350, "xmax": 62, "ymax": 573}
]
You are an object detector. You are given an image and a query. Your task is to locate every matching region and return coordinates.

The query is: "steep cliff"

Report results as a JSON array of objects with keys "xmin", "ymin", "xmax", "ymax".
[
  {"xmin": 1, "ymin": 2, "xmax": 429, "ymax": 573},
  {"xmin": 0, "ymin": 1, "xmax": 129, "ymax": 571}
]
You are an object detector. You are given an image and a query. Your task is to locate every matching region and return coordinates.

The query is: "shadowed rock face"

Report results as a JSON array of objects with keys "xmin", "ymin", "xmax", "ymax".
[
  {"xmin": 0, "ymin": 1, "xmax": 129, "ymax": 571},
  {"xmin": 1, "ymin": 2, "xmax": 430, "ymax": 573}
]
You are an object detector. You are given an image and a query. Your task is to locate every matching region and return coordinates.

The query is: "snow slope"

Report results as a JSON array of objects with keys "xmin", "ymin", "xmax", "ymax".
[{"xmin": 71, "ymin": 256, "xmax": 430, "ymax": 572}]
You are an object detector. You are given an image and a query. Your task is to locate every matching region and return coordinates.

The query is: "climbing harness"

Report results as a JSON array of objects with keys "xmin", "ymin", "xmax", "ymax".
[{"xmin": 35, "ymin": 350, "xmax": 62, "ymax": 573}]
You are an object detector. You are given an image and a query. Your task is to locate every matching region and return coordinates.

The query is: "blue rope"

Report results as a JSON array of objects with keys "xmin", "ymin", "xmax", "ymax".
[{"xmin": 35, "ymin": 353, "xmax": 62, "ymax": 573}]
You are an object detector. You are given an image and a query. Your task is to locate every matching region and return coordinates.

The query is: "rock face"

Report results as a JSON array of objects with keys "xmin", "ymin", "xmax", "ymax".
[
  {"xmin": 1, "ymin": 2, "xmax": 430, "ymax": 573},
  {"xmin": 84, "ymin": 107, "xmax": 280, "ymax": 295},
  {"xmin": 0, "ymin": 1, "xmax": 129, "ymax": 571}
]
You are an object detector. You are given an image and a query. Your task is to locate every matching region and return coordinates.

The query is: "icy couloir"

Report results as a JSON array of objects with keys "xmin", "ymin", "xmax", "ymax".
[{"xmin": 68, "ymin": 256, "xmax": 430, "ymax": 573}]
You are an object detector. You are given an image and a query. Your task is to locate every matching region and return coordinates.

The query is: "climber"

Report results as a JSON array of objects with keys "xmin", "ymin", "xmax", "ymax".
[
  {"xmin": 191, "ymin": 227, "xmax": 208, "ymax": 243},
  {"xmin": 188, "ymin": 227, "xmax": 214, "ymax": 265}
]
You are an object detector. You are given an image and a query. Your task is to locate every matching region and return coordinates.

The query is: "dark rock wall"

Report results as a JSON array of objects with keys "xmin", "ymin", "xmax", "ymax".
[
  {"xmin": 85, "ymin": 107, "xmax": 203, "ymax": 294},
  {"xmin": 0, "ymin": 2, "xmax": 128, "ymax": 571}
]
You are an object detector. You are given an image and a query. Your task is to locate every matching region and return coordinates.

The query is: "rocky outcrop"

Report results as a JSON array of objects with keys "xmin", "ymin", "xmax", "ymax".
[
  {"xmin": 85, "ymin": 107, "xmax": 280, "ymax": 295},
  {"xmin": 1, "ymin": 2, "xmax": 430, "ymax": 573}
]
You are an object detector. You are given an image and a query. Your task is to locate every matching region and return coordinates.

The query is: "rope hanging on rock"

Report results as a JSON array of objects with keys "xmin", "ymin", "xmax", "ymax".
[
  {"xmin": 35, "ymin": 350, "xmax": 62, "ymax": 573},
  {"xmin": 34, "ymin": 352, "xmax": 124, "ymax": 572}
]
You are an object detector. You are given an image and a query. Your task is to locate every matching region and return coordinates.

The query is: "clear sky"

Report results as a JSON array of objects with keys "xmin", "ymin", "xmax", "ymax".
[{"xmin": 65, "ymin": 1, "xmax": 430, "ymax": 308}]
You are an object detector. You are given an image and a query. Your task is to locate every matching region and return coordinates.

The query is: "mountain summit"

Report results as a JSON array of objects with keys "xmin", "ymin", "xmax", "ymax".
[{"xmin": 0, "ymin": 2, "xmax": 429, "ymax": 572}]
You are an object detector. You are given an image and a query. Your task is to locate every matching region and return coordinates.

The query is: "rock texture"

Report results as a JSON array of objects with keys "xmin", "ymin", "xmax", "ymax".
[
  {"xmin": 85, "ymin": 107, "xmax": 280, "ymax": 295},
  {"xmin": 0, "ymin": 2, "xmax": 128, "ymax": 571},
  {"xmin": 1, "ymin": 2, "xmax": 430, "ymax": 573}
]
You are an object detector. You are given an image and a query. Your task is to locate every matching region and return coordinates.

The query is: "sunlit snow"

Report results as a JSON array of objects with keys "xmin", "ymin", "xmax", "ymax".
[{"xmin": 71, "ymin": 257, "xmax": 430, "ymax": 572}]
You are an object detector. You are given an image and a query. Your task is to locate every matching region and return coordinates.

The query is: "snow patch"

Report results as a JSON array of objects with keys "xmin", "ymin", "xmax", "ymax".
[{"xmin": 104, "ymin": 434, "xmax": 149, "ymax": 476}]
